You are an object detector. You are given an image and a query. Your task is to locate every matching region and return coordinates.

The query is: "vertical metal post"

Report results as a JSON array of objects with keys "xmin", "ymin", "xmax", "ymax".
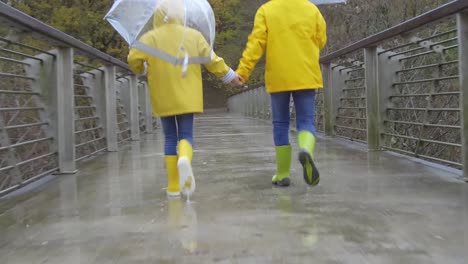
[
  {"xmin": 252, "ymin": 89, "xmax": 256, "ymax": 117},
  {"xmin": 246, "ymin": 91, "xmax": 249, "ymax": 116},
  {"xmin": 117, "ymin": 78, "xmax": 130, "ymax": 120},
  {"xmin": 458, "ymin": 11, "xmax": 468, "ymax": 181},
  {"xmin": 55, "ymin": 48, "xmax": 76, "ymax": 173},
  {"xmin": 248, "ymin": 90, "xmax": 253, "ymax": 117},
  {"xmin": 263, "ymin": 88, "xmax": 268, "ymax": 120},
  {"xmin": 246, "ymin": 91, "xmax": 250, "ymax": 116},
  {"xmin": 324, "ymin": 64, "xmax": 344, "ymax": 137},
  {"xmin": 141, "ymin": 82, "xmax": 154, "ymax": 134},
  {"xmin": 87, "ymin": 69, "xmax": 106, "ymax": 148},
  {"xmin": 254, "ymin": 88, "xmax": 261, "ymax": 118},
  {"xmin": 322, "ymin": 63, "xmax": 333, "ymax": 136},
  {"xmin": 104, "ymin": 66, "xmax": 118, "ymax": 151},
  {"xmin": 26, "ymin": 52, "xmax": 58, "ymax": 175},
  {"xmin": 250, "ymin": 89, "xmax": 254, "ymax": 117},
  {"xmin": 129, "ymin": 75, "xmax": 140, "ymax": 141},
  {"xmin": 267, "ymin": 89, "xmax": 272, "ymax": 120},
  {"xmin": 378, "ymin": 48, "xmax": 404, "ymax": 153},
  {"xmin": 246, "ymin": 90, "xmax": 250, "ymax": 116},
  {"xmin": 365, "ymin": 47, "xmax": 380, "ymax": 150}
]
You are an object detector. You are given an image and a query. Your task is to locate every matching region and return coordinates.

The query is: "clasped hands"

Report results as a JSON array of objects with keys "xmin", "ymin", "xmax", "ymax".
[{"xmin": 229, "ymin": 73, "xmax": 244, "ymax": 87}]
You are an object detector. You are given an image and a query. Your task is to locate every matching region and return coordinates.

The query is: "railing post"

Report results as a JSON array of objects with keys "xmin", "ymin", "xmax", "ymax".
[
  {"xmin": 322, "ymin": 63, "xmax": 333, "ymax": 136},
  {"xmin": 104, "ymin": 66, "xmax": 118, "ymax": 151},
  {"xmin": 262, "ymin": 88, "xmax": 267, "ymax": 120},
  {"xmin": 250, "ymin": 89, "xmax": 254, "ymax": 117},
  {"xmin": 255, "ymin": 89, "xmax": 259, "ymax": 117},
  {"xmin": 458, "ymin": 11, "xmax": 468, "ymax": 181},
  {"xmin": 87, "ymin": 68, "xmax": 106, "ymax": 146},
  {"xmin": 377, "ymin": 48, "xmax": 404, "ymax": 152},
  {"xmin": 267, "ymin": 89, "xmax": 272, "ymax": 120},
  {"xmin": 246, "ymin": 90, "xmax": 250, "ymax": 117},
  {"xmin": 246, "ymin": 92, "xmax": 249, "ymax": 116},
  {"xmin": 324, "ymin": 64, "xmax": 343, "ymax": 137},
  {"xmin": 129, "ymin": 75, "xmax": 140, "ymax": 141},
  {"xmin": 252, "ymin": 89, "xmax": 256, "ymax": 117},
  {"xmin": 365, "ymin": 47, "xmax": 380, "ymax": 150},
  {"xmin": 247, "ymin": 90, "xmax": 253, "ymax": 117},
  {"xmin": 141, "ymin": 82, "xmax": 154, "ymax": 134},
  {"xmin": 246, "ymin": 91, "xmax": 250, "ymax": 116},
  {"xmin": 26, "ymin": 51, "xmax": 59, "ymax": 175},
  {"xmin": 55, "ymin": 48, "xmax": 77, "ymax": 173}
]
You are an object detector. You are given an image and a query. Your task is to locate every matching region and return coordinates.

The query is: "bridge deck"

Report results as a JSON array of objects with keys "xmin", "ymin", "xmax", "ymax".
[{"xmin": 0, "ymin": 113, "xmax": 467, "ymax": 263}]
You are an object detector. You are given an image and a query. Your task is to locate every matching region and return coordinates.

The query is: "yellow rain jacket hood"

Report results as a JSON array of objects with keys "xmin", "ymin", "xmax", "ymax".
[
  {"xmin": 236, "ymin": 0, "xmax": 327, "ymax": 93},
  {"xmin": 128, "ymin": 10, "xmax": 233, "ymax": 117}
]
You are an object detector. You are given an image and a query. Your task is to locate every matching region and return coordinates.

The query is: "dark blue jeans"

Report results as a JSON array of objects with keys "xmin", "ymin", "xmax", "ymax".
[
  {"xmin": 160, "ymin": 114, "xmax": 194, "ymax": 155},
  {"xmin": 271, "ymin": 90, "xmax": 316, "ymax": 146}
]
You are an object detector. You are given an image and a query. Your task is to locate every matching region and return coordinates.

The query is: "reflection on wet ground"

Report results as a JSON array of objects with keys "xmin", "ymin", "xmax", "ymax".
[{"xmin": 1, "ymin": 114, "xmax": 467, "ymax": 263}]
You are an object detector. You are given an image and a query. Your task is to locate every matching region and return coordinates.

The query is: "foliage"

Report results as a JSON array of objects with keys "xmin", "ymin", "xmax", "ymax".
[
  {"xmin": 3, "ymin": 0, "xmax": 455, "ymax": 97},
  {"xmin": 5, "ymin": 0, "xmax": 128, "ymax": 59}
]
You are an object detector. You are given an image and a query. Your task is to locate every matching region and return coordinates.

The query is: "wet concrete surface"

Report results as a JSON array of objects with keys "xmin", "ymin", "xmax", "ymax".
[{"xmin": 0, "ymin": 113, "xmax": 467, "ymax": 263}]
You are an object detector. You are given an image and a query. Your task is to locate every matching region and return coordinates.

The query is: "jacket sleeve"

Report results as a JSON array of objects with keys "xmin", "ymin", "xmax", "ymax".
[
  {"xmin": 199, "ymin": 35, "xmax": 236, "ymax": 84},
  {"xmin": 315, "ymin": 10, "xmax": 327, "ymax": 50},
  {"xmin": 127, "ymin": 47, "xmax": 147, "ymax": 75},
  {"xmin": 127, "ymin": 33, "xmax": 153, "ymax": 75},
  {"xmin": 236, "ymin": 7, "xmax": 267, "ymax": 81}
]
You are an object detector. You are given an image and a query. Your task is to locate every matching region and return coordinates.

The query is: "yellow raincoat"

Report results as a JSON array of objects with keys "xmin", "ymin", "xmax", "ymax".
[
  {"xmin": 128, "ymin": 10, "xmax": 234, "ymax": 117},
  {"xmin": 236, "ymin": 0, "xmax": 327, "ymax": 93}
]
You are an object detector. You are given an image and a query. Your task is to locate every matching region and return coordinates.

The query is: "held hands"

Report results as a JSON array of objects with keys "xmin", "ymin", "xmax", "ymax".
[{"xmin": 229, "ymin": 74, "xmax": 244, "ymax": 87}]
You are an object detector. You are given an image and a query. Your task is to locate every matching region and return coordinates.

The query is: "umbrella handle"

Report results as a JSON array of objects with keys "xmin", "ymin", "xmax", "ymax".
[{"xmin": 181, "ymin": 49, "xmax": 189, "ymax": 78}]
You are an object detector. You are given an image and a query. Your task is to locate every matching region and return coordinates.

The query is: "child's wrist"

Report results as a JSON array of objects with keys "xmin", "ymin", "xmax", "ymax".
[{"xmin": 221, "ymin": 69, "xmax": 236, "ymax": 84}]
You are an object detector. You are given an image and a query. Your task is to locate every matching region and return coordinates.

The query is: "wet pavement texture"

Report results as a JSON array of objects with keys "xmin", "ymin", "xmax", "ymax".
[{"xmin": 1, "ymin": 113, "xmax": 467, "ymax": 264}]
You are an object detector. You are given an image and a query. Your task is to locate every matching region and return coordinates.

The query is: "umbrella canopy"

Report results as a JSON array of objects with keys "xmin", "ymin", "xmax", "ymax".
[{"xmin": 105, "ymin": 0, "xmax": 216, "ymax": 66}]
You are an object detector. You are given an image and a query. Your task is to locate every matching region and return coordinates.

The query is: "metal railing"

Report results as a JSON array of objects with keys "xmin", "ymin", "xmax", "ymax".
[
  {"xmin": 0, "ymin": 3, "xmax": 155, "ymax": 196},
  {"xmin": 228, "ymin": 0, "xmax": 468, "ymax": 180}
]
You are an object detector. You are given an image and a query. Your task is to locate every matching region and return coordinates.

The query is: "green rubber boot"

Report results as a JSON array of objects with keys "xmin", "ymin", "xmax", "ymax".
[
  {"xmin": 272, "ymin": 145, "xmax": 292, "ymax": 187},
  {"xmin": 298, "ymin": 131, "xmax": 320, "ymax": 186}
]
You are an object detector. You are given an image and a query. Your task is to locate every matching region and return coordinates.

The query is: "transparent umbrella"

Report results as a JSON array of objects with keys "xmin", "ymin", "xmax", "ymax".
[
  {"xmin": 311, "ymin": 0, "xmax": 347, "ymax": 5},
  {"xmin": 105, "ymin": 0, "xmax": 216, "ymax": 67}
]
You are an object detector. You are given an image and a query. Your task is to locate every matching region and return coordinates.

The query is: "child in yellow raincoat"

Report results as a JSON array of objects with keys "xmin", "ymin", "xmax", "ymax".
[
  {"xmin": 128, "ymin": 9, "xmax": 240, "ymax": 197},
  {"xmin": 236, "ymin": 0, "xmax": 327, "ymax": 187}
]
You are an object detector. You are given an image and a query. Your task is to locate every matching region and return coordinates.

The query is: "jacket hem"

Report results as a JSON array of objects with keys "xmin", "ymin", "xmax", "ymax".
[
  {"xmin": 265, "ymin": 85, "xmax": 323, "ymax": 94},
  {"xmin": 155, "ymin": 110, "xmax": 204, "ymax": 118}
]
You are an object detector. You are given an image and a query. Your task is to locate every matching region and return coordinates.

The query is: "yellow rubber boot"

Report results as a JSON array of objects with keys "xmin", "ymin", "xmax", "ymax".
[
  {"xmin": 178, "ymin": 139, "xmax": 195, "ymax": 198},
  {"xmin": 165, "ymin": 156, "xmax": 181, "ymax": 196},
  {"xmin": 272, "ymin": 145, "xmax": 292, "ymax": 187},
  {"xmin": 298, "ymin": 131, "xmax": 320, "ymax": 186}
]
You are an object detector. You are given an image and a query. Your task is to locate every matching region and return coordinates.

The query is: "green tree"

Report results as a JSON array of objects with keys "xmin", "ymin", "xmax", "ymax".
[{"xmin": 5, "ymin": 0, "xmax": 128, "ymax": 59}]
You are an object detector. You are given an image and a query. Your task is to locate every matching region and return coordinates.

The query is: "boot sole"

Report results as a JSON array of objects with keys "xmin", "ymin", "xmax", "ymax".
[
  {"xmin": 299, "ymin": 151, "xmax": 320, "ymax": 186},
  {"xmin": 166, "ymin": 190, "xmax": 181, "ymax": 197},
  {"xmin": 273, "ymin": 178, "xmax": 291, "ymax": 187},
  {"xmin": 178, "ymin": 157, "xmax": 196, "ymax": 197}
]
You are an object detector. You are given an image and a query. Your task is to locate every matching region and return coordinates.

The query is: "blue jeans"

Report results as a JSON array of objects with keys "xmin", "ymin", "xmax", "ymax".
[
  {"xmin": 271, "ymin": 90, "xmax": 316, "ymax": 146},
  {"xmin": 160, "ymin": 114, "xmax": 194, "ymax": 155}
]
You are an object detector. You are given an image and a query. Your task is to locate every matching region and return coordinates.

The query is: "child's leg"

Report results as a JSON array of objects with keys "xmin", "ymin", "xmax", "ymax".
[
  {"xmin": 271, "ymin": 92, "xmax": 291, "ymax": 146},
  {"xmin": 161, "ymin": 116, "xmax": 178, "ymax": 155},
  {"xmin": 177, "ymin": 113, "xmax": 194, "ymax": 152},
  {"xmin": 161, "ymin": 116, "xmax": 180, "ymax": 196},
  {"xmin": 292, "ymin": 90, "xmax": 320, "ymax": 186},
  {"xmin": 293, "ymin": 90, "xmax": 317, "ymax": 136},
  {"xmin": 175, "ymin": 114, "xmax": 195, "ymax": 197},
  {"xmin": 270, "ymin": 92, "xmax": 293, "ymax": 187}
]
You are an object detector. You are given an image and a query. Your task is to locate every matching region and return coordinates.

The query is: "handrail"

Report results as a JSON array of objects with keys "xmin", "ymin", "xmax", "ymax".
[
  {"xmin": 320, "ymin": 0, "xmax": 468, "ymax": 63},
  {"xmin": 0, "ymin": 2, "xmax": 130, "ymax": 71}
]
